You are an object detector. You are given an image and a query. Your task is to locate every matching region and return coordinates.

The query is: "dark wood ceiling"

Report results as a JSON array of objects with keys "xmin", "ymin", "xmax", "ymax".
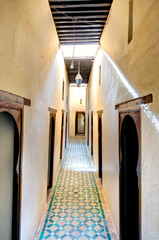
[
  {"xmin": 49, "ymin": 0, "xmax": 113, "ymax": 83},
  {"xmin": 65, "ymin": 58, "xmax": 93, "ymax": 83},
  {"xmin": 49, "ymin": 0, "xmax": 113, "ymax": 45}
]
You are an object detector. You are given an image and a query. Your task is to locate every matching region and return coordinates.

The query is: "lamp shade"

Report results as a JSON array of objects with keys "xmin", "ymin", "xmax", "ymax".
[
  {"xmin": 75, "ymin": 60, "xmax": 83, "ymax": 86},
  {"xmin": 75, "ymin": 73, "xmax": 83, "ymax": 85}
]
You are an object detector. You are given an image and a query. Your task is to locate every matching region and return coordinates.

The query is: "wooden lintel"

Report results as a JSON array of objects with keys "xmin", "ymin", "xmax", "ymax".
[
  {"xmin": 62, "ymin": 109, "xmax": 65, "ymax": 113},
  {"xmin": 115, "ymin": 94, "xmax": 153, "ymax": 110},
  {"xmin": 97, "ymin": 110, "xmax": 103, "ymax": 115},
  {"xmin": 0, "ymin": 101, "xmax": 22, "ymax": 110},
  {"xmin": 0, "ymin": 89, "xmax": 31, "ymax": 108},
  {"xmin": 48, "ymin": 107, "xmax": 57, "ymax": 114},
  {"xmin": 24, "ymin": 98, "xmax": 31, "ymax": 106}
]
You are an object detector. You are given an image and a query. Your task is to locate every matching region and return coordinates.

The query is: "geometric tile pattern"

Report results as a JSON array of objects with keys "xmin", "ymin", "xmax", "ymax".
[{"xmin": 39, "ymin": 137, "xmax": 112, "ymax": 240}]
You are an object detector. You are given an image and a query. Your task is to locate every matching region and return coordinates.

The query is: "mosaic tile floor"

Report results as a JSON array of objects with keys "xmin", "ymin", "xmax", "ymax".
[{"xmin": 36, "ymin": 137, "xmax": 118, "ymax": 240}]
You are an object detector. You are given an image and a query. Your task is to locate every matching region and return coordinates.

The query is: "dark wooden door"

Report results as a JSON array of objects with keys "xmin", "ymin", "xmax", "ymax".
[
  {"xmin": 119, "ymin": 111, "xmax": 140, "ymax": 240},
  {"xmin": 47, "ymin": 116, "xmax": 55, "ymax": 190},
  {"xmin": 87, "ymin": 114, "xmax": 89, "ymax": 146},
  {"xmin": 91, "ymin": 112, "xmax": 93, "ymax": 155},
  {"xmin": 98, "ymin": 115, "xmax": 102, "ymax": 180},
  {"xmin": 60, "ymin": 112, "xmax": 64, "ymax": 159}
]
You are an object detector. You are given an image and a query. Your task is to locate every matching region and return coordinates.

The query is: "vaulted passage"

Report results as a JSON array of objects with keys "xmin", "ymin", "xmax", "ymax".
[{"xmin": 37, "ymin": 137, "xmax": 117, "ymax": 239}]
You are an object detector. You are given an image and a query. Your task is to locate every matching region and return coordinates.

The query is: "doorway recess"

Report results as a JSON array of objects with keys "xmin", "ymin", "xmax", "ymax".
[
  {"xmin": 0, "ymin": 89, "xmax": 31, "ymax": 240},
  {"xmin": 75, "ymin": 111, "xmax": 85, "ymax": 135}
]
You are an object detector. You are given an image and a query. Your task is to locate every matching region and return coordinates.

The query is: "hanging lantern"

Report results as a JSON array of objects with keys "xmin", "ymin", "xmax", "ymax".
[{"xmin": 75, "ymin": 60, "xmax": 83, "ymax": 87}]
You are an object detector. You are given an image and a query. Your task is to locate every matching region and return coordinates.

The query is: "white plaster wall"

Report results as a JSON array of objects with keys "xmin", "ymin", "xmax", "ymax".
[
  {"xmin": 69, "ymin": 85, "xmax": 86, "ymax": 137},
  {"xmin": 87, "ymin": 0, "xmax": 159, "ymax": 239},
  {"xmin": 0, "ymin": 0, "xmax": 69, "ymax": 239}
]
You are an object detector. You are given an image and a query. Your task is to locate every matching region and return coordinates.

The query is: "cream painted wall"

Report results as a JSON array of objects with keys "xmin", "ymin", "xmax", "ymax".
[
  {"xmin": 69, "ymin": 85, "xmax": 86, "ymax": 137},
  {"xmin": 87, "ymin": 0, "xmax": 159, "ymax": 239},
  {"xmin": 0, "ymin": 0, "xmax": 69, "ymax": 239}
]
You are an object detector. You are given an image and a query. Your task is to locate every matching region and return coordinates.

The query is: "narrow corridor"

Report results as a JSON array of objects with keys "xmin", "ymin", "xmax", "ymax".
[{"xmin": 36, "ymin": 137, "xmax": 117, "ymax": 240}]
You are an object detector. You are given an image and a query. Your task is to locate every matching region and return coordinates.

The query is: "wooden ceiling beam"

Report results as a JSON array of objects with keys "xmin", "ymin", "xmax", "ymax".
[
  {"xmin": 50, "ymin": 0, "xmax": 112, "ymax": 2},
  {"xmin": 60, "ymin": 40, "xmax": 99, "ymax": 44},
  {"xmin": 57, "ymin": 28, "xmax": 102, "ymax": 33},
  {"xmin": 60, "ymin": 35, "xmax": 99, "ymax": 41},
  {"xmin": 50, "ymin": 3, "xmax": 111, "ymax": 8},
  {"xmin": 56, "ymin": 23, "xmax": 105, "ymax": 28},
  {"xmin": 53, "ymin": 15, "xmax": 107, "ymax": 20},
  {"xmin": 54, "ymin": 20, "xmax": 106, "ymax": 24},
  {"xmin": 51, "ymin": 10, "xmax": 109, "ymax": 14},
  {"xmin": 59, "ymin": 33, "xmax": 101, "ymax": 37}
]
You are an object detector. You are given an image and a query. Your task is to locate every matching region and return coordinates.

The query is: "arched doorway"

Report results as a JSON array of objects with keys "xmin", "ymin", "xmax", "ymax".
[
  {"xmin": 65, "ymin": 112, "xmax": 68, "ymax": 148},
  {"xmin": 91, "ymin": 111, "xmax": 93, "ymax": 155},
  {"xmin": 98, "ymin": 115, "xmax": 102, "ymax": 181},
  {"xmin": 0, "ymin": 112, "xmax": 19, "ymax": 240},
  {"xmin": 87, "ymin": 114, "xmax": 89, "ymax": 146},
  {"xmin": 120, "ymin": 114, "xmax": 140, "ymax": 240},
  {"xmin": 60, "ymin": 111, "xmax": 64, "ymax": 159},
  {"xmin": 47, "ymin": 116, "xmax": 55, "ymax": 191},
  {"xmin": 75, "ymin": 112, "xmax": 85, "ymax": 135}
]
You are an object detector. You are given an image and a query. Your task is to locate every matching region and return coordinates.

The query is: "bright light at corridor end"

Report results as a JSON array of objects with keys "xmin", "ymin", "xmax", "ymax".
[{"xmin": 60, "ymin": 44, "xmax": 99, "ymax": 58}]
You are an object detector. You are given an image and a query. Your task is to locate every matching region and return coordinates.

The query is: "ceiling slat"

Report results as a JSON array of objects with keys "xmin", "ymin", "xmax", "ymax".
[
  {"xmin": 50, "ymin": 3, "xmax": 111, "ymax": 8},
  {"xmin": 56, "ymin": 24, "xmax": 105, "ymax": 29},
  {"xmin": 57, "ymin": 28, "xmax": 103, "ymax": 32},
  {"xmin": 54, "ymin": 20, "xmax": 106, "ymax": 24},
  {"xmin": 58, "ymin": 32, "xmax": 101, "ymax": 36},
  {"xmin": 50, "ymin": 0, "xmax": 112, "ymax": 2},
  {"xmin": 51, "ymin": 10, "xmax": 109, "ymax": 14},
  {"xmin": 60, "ymin": 40, "xmax": 99, "ymax": 44},
  {"xmin": 60, "ymin": 36, "xmax": 99, "ymax": 40},
  {"xmin": 53, "ymin": 15, "xmax": 107, "ymax": 20}
]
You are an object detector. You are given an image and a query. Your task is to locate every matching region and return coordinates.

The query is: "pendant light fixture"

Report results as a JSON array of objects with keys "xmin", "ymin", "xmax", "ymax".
[
  {"xmin": 70, "ymin": 20, "xmax": 75, "ymax": 69},
  {"xmin": 70, "ymin": 44, "xmax": 75, "ymax": 69},
  {"xmin": 75, "ymin": 60, "xmax": 83, "ymax": 87}
]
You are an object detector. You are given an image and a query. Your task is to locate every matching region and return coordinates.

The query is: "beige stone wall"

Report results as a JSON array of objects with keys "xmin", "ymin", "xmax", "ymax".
[
  {"xmin": 69, "ymin": 85, "xmax": 86, "ymax": 137},
  {"xmin": 0, "ymin": 0, "xmax": 69, "ymax": 239},
  {"xmin": 87, "ymin": 0, "xmax": 159, "ymax": 239}
]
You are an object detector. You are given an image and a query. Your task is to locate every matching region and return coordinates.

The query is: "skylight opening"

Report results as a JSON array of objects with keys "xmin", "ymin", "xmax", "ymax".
[{"xmin": 61, "ymin": 44, "xmax": 99, "ymax": 58}]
